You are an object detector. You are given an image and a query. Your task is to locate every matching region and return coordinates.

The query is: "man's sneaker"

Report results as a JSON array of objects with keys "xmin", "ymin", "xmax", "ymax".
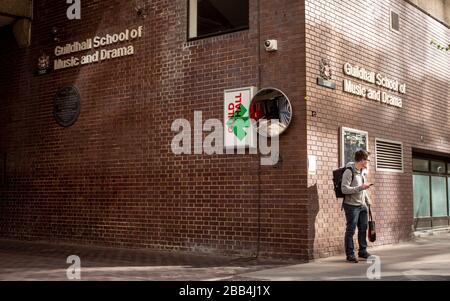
[
  {"xmin": 346, "ymin": 255, "xmax": 358, "ymax": 263},
  {"xmin": 358, "ymin": 252, "xmax": 372, "ymax": 259}
]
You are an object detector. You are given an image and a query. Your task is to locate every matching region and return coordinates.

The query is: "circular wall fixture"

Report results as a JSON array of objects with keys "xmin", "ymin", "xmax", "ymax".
[
  {"xmin": 249, "ymin": 88, "xmax": 292, "ymax": 137},
  {"xmin": 54, "ymin": 84, "xmax": 81, "ymax": 127}
]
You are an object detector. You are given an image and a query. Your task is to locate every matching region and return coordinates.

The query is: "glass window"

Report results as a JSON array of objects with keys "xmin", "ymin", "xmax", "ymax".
[
  {"xmin": 189, "ymin": 0, "xmax": 249, "ymax": 39},
  {"xmin": 431, "ymin": 161, "xmax": 446, "ymax": 174},
  {"xmin": 431, "ymin": 177, "xmax": 447, "ymax": 217},
  {"xmin": 413, "ymin": 159, "xmax": 429, "ymax": 172},
  {"xmin": 413, "ymin": 175, "xmax": 431, "ymax": 218}
]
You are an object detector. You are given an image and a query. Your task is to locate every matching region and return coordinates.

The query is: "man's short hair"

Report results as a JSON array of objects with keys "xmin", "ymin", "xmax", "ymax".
[{"xmin": 355, "ymin": 150, "xmax": 370, "ymax": 162}]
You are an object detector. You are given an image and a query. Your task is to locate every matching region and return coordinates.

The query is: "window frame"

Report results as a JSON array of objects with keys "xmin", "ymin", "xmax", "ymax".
[
  {"xmin": 187, "ymin": 0, "xmax": 250, "ymax": 41},
  {"xmin": 389, "ymin": 9, "xmax": 400, "ymax": 33},
  {"xmin": 412, "ymin": 155, "xmax": 450, "ymax": 229},
  {"xmin": 340, "ymin": 127, "xmax": 369, "ymax": 168},
  {"xmin": 430, "ymin": 160, "xmax": 447, "ymax": 174}
]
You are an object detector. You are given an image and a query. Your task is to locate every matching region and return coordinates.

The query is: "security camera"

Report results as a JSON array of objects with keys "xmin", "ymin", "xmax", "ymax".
[{"xmin": 264, "ymin": 39, "xmax": 278, "ymax": 52}]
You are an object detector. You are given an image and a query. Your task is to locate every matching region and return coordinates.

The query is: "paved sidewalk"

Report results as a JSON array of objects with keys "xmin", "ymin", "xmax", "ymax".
[
  {"xmin": 235, "ymin": 232, "xmax": 450, "ymax": 281},
  {"xmin": 0, "ymin": 239, "xmax": 291, "ymax": 281},
  {"xmin": 1, "ymin": 232, "xmax": 450, "ymax": 281}
]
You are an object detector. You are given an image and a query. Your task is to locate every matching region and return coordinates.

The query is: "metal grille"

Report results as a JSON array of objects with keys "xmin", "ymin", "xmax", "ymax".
[
  {"xmin": 391, "ymin": 10, "xmax": 400, "ymax": 31},
  {"xmin": 376, "ymin": 139, "xmax": 403, "ymax": 172}
]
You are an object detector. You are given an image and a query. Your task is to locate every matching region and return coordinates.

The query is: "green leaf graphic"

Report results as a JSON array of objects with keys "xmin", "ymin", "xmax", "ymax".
[{"xmin": 226, "ymin": 105, "xmax": 250, "ymax": 141}]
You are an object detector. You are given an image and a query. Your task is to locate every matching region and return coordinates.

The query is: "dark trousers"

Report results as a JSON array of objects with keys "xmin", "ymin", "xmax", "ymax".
[{"xmin": 343, "ymin": 203, "xmax": 368, "ymax": 257}]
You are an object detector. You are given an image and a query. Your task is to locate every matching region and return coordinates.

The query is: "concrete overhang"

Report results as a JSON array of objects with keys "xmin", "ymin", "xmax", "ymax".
[
  {"xmin": 0, "ymin": 0, "xmax": 33, "ymax": 19},
  {"xmin": 0, "ymin": 0, "xmax": 33, "ymax": 48},
  {"xmin": 0, "ymin": 15, "xmax": 15, "ymax": 27},
  {"xmin": 408, "ymin": 0, "xmax": 450, "ymax": 27}
]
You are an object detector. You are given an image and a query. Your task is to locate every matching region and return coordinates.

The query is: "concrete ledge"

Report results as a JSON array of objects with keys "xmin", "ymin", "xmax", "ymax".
[{"xmin": 414, "ymin": 227, "xmax": 450, "ymax": 238}]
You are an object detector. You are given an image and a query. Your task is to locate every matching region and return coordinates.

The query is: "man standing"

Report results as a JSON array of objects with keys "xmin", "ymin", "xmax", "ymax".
[{"xmin": 341, "ymin": 150, "xmax": 373, "ymax": 263}]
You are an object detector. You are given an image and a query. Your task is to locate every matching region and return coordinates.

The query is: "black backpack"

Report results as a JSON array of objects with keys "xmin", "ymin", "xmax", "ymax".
[{"xmin": 332, "ymin": 167, "xmax": 354, "ymax": 198}]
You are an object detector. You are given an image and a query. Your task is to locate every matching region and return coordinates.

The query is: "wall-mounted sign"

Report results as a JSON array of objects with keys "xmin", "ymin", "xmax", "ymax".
[
  {"xmin": 54, "ymin": 85, "xmax": 81, "ymax": 127},
  {"xmin": 308, "ymin": 155, "xmax": 317, "ymax": 175},
  {"xmin": 52, "ymin": 26, "xmax": 143, "ymax": 71},
  {"xmin": 343, "ymin": 62, "xmax": 406, "ymax": 108},
  {"xmin": 250, "ymin": 88, "xmax": 293, "ymax": 137},
  {"xmin": 35, "ymin": 53, "xmax": 51, "ymax": 76},
  {"xmin": 317, "ymin": 58, "xmax": 336, "ymax": 89},
  {"xmin": 340, "ymin": 127, "xmax": 368, "ymax": 168},
  {"xmin": 224, "ymin": 87, "xmax": 257, "ymax": 149}
]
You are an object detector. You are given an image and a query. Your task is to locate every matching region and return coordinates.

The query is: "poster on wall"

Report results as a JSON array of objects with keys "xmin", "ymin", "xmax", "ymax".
[
  {"xmin": 340, "ymin": 127, "xmax": 368, "ymax": 168},
  {"xmin": 224, "ymin": 87, "xmax": 257, "ymax": 149}
]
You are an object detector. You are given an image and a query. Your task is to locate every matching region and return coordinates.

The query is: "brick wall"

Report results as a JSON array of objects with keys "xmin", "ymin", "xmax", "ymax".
[
  {"xmin": 305, "ymin": 0, "xmax": 450, "ymax": 258},
  {"xmin": 0, "ymin": 0, "xmax": 308, "ymax": 259}
]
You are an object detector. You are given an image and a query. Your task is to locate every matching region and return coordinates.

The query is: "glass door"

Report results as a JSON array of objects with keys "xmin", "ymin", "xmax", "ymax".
[{"xmin": 413, "ymin": 158, "xmax": 450, "ymax": 229}]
